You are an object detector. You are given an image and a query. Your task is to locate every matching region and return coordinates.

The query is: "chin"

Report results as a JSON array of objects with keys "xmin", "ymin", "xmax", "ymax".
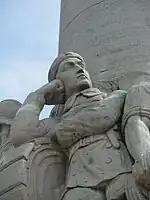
[{"xmin": 77, "ymin": 81, "xmax": 91, "ymax": 91}]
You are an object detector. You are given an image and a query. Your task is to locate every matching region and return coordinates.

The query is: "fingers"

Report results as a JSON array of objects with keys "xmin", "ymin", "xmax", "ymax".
[
  {"xmin": 47, "ymin": 79, "xmax": 64, "ymax": 93},
  {"xmin": 37, "ymin": 80, "xmax": 63, "ymax": 94},
  {"xmin": 43, "ymin": 80, "xmax": 65, "ymax": 105},
  {"xmin": 36, "ymin": 82, "xmax": 54, "ymax": 94}
]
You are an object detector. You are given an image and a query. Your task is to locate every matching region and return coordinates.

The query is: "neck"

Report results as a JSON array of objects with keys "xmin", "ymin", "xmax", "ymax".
[{"xmin": 65, "ymin": 86, "xmax": 92, "ymax": 101}]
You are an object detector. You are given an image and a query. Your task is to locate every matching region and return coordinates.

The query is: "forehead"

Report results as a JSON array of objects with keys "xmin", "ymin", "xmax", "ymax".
[{"xmin": 61, "ymin": 57, "xmax": 82, "ymax": 65}]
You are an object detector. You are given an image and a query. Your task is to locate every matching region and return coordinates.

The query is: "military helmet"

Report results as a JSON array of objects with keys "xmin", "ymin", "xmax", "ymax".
[{"xmin": 0, "ymin": 99, "xmax": 22, "ymax": 125}]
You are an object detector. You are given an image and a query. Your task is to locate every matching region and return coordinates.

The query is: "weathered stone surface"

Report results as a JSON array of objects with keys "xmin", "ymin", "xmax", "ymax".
[
  {"xmin": 0, "ymin": 139, "xmax": 66, "ymax": 200},
  {"xmin": 11, "ymin": 52, "xmax": 150, "ymax": 199},
  {"xmin": 2, "ymin": 0, "xmax": 150, "ymax": 198},
  {"xmin": 59, "ymin": 0, "xmax": 150, "ymax": 92},
  {"xmin": 0, "ymin": 100, "xmax": 65, "ymax": 200},
  {"xmin": 122, "ymin": 82, "xmax": 150, "ymax": 191}
]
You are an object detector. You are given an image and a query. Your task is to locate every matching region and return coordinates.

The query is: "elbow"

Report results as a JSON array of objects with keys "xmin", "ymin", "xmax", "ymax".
[
  {"xmin": 10, "ymin": 132, "xmax": 24, "ymax": 147},
  {"xmin": 10, "ymin": 128, "xmax": 26, "ymax": 147},
  {"xmin": 10, "ymin": 128, "xmax": 30, "ymax": 147}
]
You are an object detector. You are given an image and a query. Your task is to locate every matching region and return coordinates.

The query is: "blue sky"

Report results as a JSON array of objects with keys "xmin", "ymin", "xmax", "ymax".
[{"xmin": 0, "ymin": 0, "xmax": 60, "ymax": 118}]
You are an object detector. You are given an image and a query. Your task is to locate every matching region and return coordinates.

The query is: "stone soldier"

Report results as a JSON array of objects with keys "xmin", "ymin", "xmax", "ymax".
[
  {"xmin": 0, "ymin": 98, "xmax": 65, "ymax": 200},
  {"xmin": 10, "ymin": 53, "xmax": 147, "ymax": 200},
  {"xmin": 120, "ymin": 72, "xmax": 150, "ymax": 192},
  {"xmin": 0, "ymin": 99, "xmax": 27, "ymax": 199},
  {"xmin": 10, "ymin": 81, "xmax": 66, "ymax": 199}
]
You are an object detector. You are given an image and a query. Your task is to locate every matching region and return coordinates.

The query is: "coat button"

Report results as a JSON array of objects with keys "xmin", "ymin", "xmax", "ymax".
[
  {"xmin": 106, "ymin": 142, "xmax": 112, "ymax": 148},
  {"xmin": 105, "ymin": 157, "xmax": 112, "ymax": 164}
]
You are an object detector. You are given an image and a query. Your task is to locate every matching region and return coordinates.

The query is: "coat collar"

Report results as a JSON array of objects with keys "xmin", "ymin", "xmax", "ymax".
[{"xmin": 63, "ymin": 88, "xmax": 106, "ymax": 113}]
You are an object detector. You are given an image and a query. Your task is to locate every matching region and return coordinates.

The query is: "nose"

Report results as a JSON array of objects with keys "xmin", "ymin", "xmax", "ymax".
[{"xmin": 76, "ymin": 68, "xmax": 84, "ymax": 74}]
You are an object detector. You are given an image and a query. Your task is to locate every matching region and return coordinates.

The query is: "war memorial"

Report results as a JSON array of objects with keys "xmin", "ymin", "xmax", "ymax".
[{"xmin": 1, "ymin": 0, "xmax": 150, "ymax": 199}]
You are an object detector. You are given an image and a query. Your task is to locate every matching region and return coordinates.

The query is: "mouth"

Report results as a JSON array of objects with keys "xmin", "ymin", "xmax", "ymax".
[{"xmin": 77, "ymin": 73, "xmax": 87, "ymax": 79}]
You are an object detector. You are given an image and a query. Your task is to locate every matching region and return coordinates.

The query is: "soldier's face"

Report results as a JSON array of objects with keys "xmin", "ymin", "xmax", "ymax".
[{"xmin": 56, "ymin": 57, "xmax": 92, "ymax": 96}]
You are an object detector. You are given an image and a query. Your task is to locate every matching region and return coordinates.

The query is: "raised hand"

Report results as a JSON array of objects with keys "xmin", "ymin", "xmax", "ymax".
[{"xmin": 36, "ymin": 79, "xmax": 65, "ymax": 105}]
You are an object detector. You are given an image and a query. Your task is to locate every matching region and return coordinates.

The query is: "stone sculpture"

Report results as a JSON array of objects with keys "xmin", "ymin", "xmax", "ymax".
[
  {"xmin": 10, "ymin": 83, "xmax": 66, "ymax": 199},
  {"xmin": 0, "ymin": 99, "xmax": 25, "ymax": 199},
  {"xmin": 120, "ymin": 78, "xmax": 150, "ymax": 193},
  {"xmin": 0, "ymin": 99, "xmax": 66, "ymax": 200},
  {"xmin": 10, "ymin": 52, "xmax": 149, "ymax": 200}
]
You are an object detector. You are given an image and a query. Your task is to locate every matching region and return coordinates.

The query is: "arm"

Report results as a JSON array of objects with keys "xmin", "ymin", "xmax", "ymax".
[
  {"xmin": 10, "ymin": 80, "xmax": 64, "ymax": 147},
  {"xmin": 124, "ymin": 116, "xmax": 150, "ymax": 161},
  {"xmin": 122, "ymin": 83, "xmax": 150, "ymax": 189},
  {"xmin": 122, "ymin": 83, "xmax": 150, "ymax": 161},
  {"xmin": 124, "ymin": 115, "xmax": 150, "ymax": 190}
]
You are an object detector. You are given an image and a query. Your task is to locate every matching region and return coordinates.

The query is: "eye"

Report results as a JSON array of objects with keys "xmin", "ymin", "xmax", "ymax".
[
  {"xmin": 68, "ymin": 61, "xmax": 75, "ymax": 66},
  {"xmin": 77, "ymin": 61, "xmax": 84, "ymax": 67},
  {"xmin": 64, "ymin": 61, "xmax": 75, "ymax": 70}
]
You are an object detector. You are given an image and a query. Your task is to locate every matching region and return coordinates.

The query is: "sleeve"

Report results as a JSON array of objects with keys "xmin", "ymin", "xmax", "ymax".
[{"xmin": 10, "ymin": 92, "xmax": 52, "ymax": 147}]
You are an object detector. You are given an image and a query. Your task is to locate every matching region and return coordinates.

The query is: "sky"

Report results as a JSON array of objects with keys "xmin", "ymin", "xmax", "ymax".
[{"xmin": 0, "ymin": 0, "xmax": 61, "ymax": 118}]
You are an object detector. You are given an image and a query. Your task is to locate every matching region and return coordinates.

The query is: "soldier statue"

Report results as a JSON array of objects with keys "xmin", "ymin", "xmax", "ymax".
[{"xmin": 10, "ymin": 52, "xmax": 148, "ymax": 200}]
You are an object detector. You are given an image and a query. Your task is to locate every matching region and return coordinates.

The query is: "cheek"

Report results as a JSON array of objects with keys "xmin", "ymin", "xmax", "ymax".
[{"xmin": 60, "ymin": 73, "xmax": 76, "ymax": 85}]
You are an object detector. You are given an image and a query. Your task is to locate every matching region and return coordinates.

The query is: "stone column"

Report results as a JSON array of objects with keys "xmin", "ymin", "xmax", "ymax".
[{"xmin": 59, "ymin": 0, "xmax": 150, "ymax": 92}]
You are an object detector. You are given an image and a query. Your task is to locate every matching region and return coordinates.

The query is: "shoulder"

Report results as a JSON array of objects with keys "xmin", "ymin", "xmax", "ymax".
[
  {"xmin": 104, "ymin": 90, "xmax": 127, "ymax": 109},
  {"xmin": 108, "ymin": 90, "xmax": 127, "ymax": 98}
]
